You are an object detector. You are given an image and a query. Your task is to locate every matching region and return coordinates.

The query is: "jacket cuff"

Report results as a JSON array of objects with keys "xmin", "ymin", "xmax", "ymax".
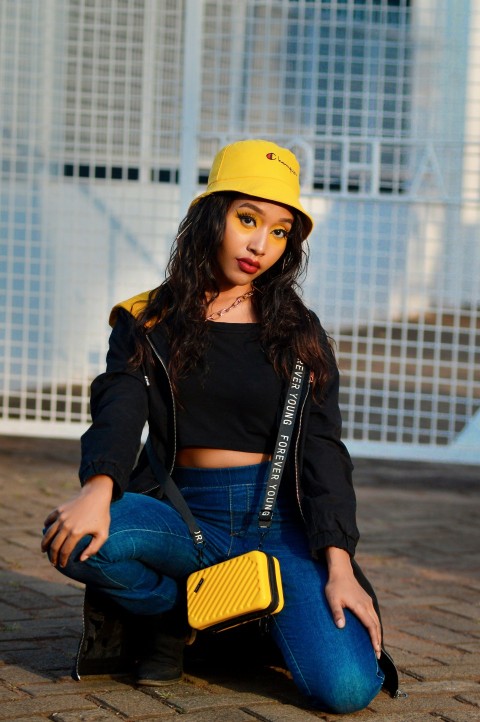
[
  {"xmin": 309, "ymin": 529, "xmax": 358, "ymax": 558},
  {"xmin": 79, "ymin": 461, "xmax": 124, "ymax": 501}
]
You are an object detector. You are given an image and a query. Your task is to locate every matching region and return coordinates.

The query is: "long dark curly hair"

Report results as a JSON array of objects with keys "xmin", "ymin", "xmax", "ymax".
[{"xmin": 131, "ymin": 192, "xmax": 336, "ymax": 399}]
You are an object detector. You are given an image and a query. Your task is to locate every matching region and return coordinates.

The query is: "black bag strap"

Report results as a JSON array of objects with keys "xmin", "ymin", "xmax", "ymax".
[
  {"xmin": 145, "ymin": 436, "xmax": 205, "ymax": 548},
  {"xmin": 258, "ymin": 359, "xmax": 306, "ymax": 528},
  {"xmin": 145, "ymin": 360, "xmax": 307, "ymax": 546}
]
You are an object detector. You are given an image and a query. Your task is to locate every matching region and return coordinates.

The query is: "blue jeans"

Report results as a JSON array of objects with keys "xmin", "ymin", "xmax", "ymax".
[{"xmin": 58, "ymin": 463, "xmax": 384, "ymax": 713}]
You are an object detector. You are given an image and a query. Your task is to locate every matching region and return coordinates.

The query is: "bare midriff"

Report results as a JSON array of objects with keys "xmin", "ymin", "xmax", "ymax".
[{"xmin": 175, "ymin": 447, "xmax": 271, "ymax": 469}]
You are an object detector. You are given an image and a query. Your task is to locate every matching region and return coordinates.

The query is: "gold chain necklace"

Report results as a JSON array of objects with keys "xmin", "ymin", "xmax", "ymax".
[{"xmin": 206, "ymin": 290, "xmax": 254, "ymax": 321}]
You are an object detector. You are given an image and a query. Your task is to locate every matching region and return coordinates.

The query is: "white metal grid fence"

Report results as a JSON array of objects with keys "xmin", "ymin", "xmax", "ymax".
[{"xmin": 1, "ymin": 0, "xmax": 479, "ymax": 463}]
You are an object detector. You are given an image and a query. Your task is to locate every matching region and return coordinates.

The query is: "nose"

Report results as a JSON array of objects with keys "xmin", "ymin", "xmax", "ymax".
[{"xmin": 246, "ymin": 228, "xmax": 268, "ymax": 256}]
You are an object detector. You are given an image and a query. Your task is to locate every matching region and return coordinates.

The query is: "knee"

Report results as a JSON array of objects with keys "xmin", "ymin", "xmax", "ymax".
[
  {"xmin": 55, "ymin": 535, "xmax": 94, "ymax": 579},
  {"xmin": 307, "ymin": 667, "xmax": 383, "ymax": 714}
]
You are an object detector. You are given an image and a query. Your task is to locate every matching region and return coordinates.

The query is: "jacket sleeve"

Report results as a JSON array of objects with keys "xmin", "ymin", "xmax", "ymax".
[
  {"xmin": 79, "ymin": 309, "xmax": 149, "ymax": 498},
  {"xmin": 299, "ymin": 338, "xmax": 359, "ymax": 558}
]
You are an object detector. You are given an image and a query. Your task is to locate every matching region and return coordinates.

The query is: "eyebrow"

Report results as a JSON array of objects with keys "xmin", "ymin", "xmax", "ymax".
[{"xmin": 237, "ymin": 201, "xmax": 293, "ymax": 226}]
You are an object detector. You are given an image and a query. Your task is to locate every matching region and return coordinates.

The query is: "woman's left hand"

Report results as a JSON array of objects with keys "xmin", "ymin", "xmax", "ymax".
[{"xmin": 324, "ymin": 546, "xmax": 382, "ymax": 659}]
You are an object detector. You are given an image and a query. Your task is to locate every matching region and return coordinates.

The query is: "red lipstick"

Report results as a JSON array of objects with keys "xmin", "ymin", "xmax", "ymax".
[{"xmin": 237, "ymin": 257, "xmax": 260, "ymax": 274}]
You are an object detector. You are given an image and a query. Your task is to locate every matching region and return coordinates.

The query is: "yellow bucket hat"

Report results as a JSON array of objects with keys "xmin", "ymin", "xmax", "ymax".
[{"xmin": 190, "ymin": 139, "xmax": 314, "ymax": 238}]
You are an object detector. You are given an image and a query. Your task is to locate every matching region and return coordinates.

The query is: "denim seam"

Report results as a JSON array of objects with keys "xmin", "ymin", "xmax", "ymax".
[{"xmin": 271, "ymin": 616, "xmax": 312, "ymax": 695}]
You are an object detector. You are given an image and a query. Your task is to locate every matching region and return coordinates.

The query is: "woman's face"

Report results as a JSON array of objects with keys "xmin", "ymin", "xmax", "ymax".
[{"xmin": 215, "ymin": 197, "xmax": 293, "ymax": 291}]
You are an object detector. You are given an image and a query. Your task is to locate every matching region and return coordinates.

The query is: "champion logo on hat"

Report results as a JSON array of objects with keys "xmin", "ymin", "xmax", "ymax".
[{"xmin": 265, "ymin": 151, "xmax": 298, "ymax": 177}]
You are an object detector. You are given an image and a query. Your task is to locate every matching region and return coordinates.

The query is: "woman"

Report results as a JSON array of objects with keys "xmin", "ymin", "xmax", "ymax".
[{"xmin": 41, "ymin": 139, "xmax": 399, "ymax": 713}]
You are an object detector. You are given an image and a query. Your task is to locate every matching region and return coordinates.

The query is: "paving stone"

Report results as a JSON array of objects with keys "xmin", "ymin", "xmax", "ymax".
[
  {"xmin": 445, "ymin": 588, "xmax": 480, "ymax": 605},
  {"xmin": 454, "ymin": 692, "xmax": 480, "ymax": 706},
  {"xmin": 56, "ymin": 590, "xmax": 85, "ymax": 604},
  {"xmin": 0, "ymin": 639, "xmax": 41, "ymax": 654},
  {"xmin": 2, "ymin": 646, "xmax": 76, "ymax": 672},
  {"xmin": 0, "ymin": 619, "xmax": 79, "ymax": 642},
  {"xmin": 0, "ymin": 588, "xmax": 59, "ymax": 611},
  {"xmin": 435, "ymin": 602, "xmax": 480, "ymax": 622},
  {"xmin": 241, "ymin": 703, "xmax": 323, "ymax": 720},
  {"xmin": 184, "ymin": 671, "xmax": 305, "ymax": 709},
  {"xmin": 321, "ymin": 710, "xmax": 428, "ymax": 722},
  {"xmin": 36, "ymin": 605, "xmax": 81, "ymax": 619},
  {"xmin": 0, "ymin": 685, "xmax": 25, "ymax": 702},
  {"xmin": 403, "ymin": 662, "xmax": 480, "ymax": 681},
  {"xmin": 89, "ymin": 688, "xmax": 177, "ymax": 717},
  {"xmin": 52, "ymin": 712, "xmax": 128, "ymax": 722},
  {"xmin": 147, "ymin": 683, "xmax": 272, "ymax": 714},
  {"xmin": 433, "ymin": 713, "xmax": 480, "ymax": 722},
  {"xmin": 0, "ymin": 718, "xmax": 54, "ymax": 722},
  {"xmin": 400, "ymin": 680, "xmax": 480, "ymax": 694},
  {"xmin": 149, "ymin": 684, "xmax": 238, "ymax": 714},
  {"xmin": 0, "ymin": 695, "xmax": 97, "ymax": 719},
  {"xmin": 382, "ymin": 630, "xmax": 467, "ymax": 658},
  {"xmin": 0, "ymin": 665, "xmax": 55, "ymax": 685},
  {"xmin": 454, "ymin": 643, "xmax": 479, "ymax": 654},
  {"xmin": 169, "ymin": 710, "xmax": 258, "ymax": 722},
  {"xmin": 383, "ymin": 648, "xmax": 433, "ymax": 667},
  {"xmin": 206, "ymin": 675, "xmax": 304, "ymax": 705},
  {"xmin": 401, "ymin": 623, "xmax": 477, "ymax": 646},
  {"xmin": 368, "ymin": 691, "xmax": 476, "ymax": 713},
  {"xmin": 424, "ymin": 652, "xmax": 474, "ymax": 667},
  {"xmin": 404, "ymin": 608, "xmax": 480, "ymax": 634},
  {"xmin": 6, "ymin": 532, "xmax": 41, "ymax": 551},
  {"xmin": 19, "ymin": 679, "xmax": 130, "ymax": 697},
  {"xmin": 0, "ymin": 601, "xmax": 33, "ymax": 622}
]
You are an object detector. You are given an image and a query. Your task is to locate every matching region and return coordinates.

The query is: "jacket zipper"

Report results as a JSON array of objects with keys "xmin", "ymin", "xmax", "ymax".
[
  {"xmin": 145, "ymin": 334, "xmax": 177, "ymax": 474},
  {"xmin": 73, "ymin": 594, "xmax": 87, "ymax": 680}
]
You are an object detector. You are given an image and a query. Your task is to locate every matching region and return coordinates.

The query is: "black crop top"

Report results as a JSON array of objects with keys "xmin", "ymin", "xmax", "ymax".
[{"xmin": 176, "ymin": 322, "xmax": 284, "ymax": 453}]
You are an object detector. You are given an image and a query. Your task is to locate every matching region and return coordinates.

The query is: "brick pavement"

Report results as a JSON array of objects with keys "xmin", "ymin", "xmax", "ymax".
[{"xmin": 0, "ymin": 435, "xmax": 478, "ymax": 721}]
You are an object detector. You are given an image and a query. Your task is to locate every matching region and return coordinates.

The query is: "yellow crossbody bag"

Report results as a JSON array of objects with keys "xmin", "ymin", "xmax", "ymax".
[{"xmin": 187, "ymin": 549, "xmax": 284, "ymax": 632}]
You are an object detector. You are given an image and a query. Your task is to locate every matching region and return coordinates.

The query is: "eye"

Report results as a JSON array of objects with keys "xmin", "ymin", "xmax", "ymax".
[
  {"xmin": 236, "ymin": 212, "xmax": 256, "ymax": 228},
  {"xmin": 272, "ymin": 227, "xmax": 289, "ymax": 240}
]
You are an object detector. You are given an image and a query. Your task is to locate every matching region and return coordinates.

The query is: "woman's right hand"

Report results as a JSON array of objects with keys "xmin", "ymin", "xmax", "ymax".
[{"xmin": 41, "ymin": 475, "xmax": 114, "ymax": 568}]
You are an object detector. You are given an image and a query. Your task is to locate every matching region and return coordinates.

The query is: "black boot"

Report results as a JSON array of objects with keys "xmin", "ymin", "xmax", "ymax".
[
  {"xmin": 134, "ymin": 609, "xmax": 189, "ymax": 686},
  {"xmin": 73, "ymin": 587, "xmax": 136, "ymax": 680}
]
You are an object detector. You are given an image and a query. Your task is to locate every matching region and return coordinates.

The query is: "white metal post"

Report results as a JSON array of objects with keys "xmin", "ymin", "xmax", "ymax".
[
  {"xmin": 179, "ymin": 0, "xmax": 204, "ymax": 218},
  {"xmin": 140, "ymin": 0, "xmax": 157, "ymax": 184}
]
